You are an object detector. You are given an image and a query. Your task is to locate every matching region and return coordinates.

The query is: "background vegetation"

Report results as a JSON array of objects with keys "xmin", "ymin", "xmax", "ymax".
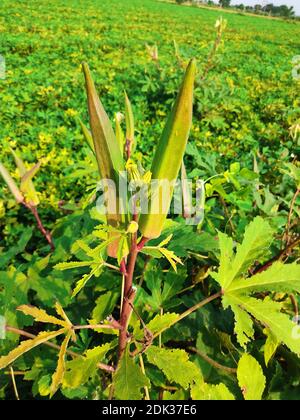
[{"xmin": 0, "ymin": 0, "xmax": 299, "ymax": 400}]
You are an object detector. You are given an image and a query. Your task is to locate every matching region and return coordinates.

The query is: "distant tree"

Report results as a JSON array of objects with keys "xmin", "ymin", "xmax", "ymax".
[
  {"xmin": 175, "ymin": 0, "xmax": 185, "ymax": 4},
  {"xmin": 236, "ymin": 4, "xmax": 245, "ymax": 10},
  {"xmin": 262, "ymin": 3, "xmax": 295, "ymax": 18},
  {"xmin": 219, "ymin": 0, "xmax": 231, "ymax": 7}
]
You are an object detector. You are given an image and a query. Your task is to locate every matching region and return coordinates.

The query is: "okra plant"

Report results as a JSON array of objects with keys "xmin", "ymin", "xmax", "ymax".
[{"xmin": 0, "ymin": 54, "xmax": 300, "ymax": 400}]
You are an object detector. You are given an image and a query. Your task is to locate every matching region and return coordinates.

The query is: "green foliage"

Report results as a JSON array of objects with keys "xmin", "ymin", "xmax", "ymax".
[
  {"xmin": 0, "ymin": 0, "xmax": 299, "ymax": 402},
  {"xmin": 212, "ymin": 217, "xmax": 300, "ymax": 354}
]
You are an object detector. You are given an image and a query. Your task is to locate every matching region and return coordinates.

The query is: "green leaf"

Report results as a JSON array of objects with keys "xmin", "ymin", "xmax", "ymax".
[
  {"xmin": 146, "ymin": 346, "xmax": 199, "ymax": 389},
  {"xmin": 224, "ymin": 294, "xmax": 300, "ymax": 354},
  {"xmin": 91, "ymin": 290, "xmax": 119, "ymax": 322},
  {"xmin": 229, "ymin": 262, "xmax": 300, "ymax": 294},
  {"xmin": 0, "ymin": 316, "xmax": 6, "ymax": 339},
  {"xmin": 139, "ymin": 59, "xmax": 196, "ymax": 239},
  {"xmin": 0, "ymin": 227, "xmax": 33, "ymax": 269},
  {"xmin": 63, "ymin": 343, "xmax": 112, "ymax": 389},
  {"xmin": 230, "ymin": 303, "xmax": 254, "ymax": 349},
  {"xmin": 191, "ymin": 381, "xmax": 235, "ymax": 400},
  {"xmin": 213, "ymin": 217, "xmax": 274, "ymax": 290},
  {"xmin": 72, "ymin": 263, "xmax": 103, "ymax": 298},
  {"xmin": 263, "ymin": 329, "xmax": 279, "ymax": 366},
  {"xmin": 135, "ymin": 313, "xmax": 179, "ymax": 340},
  {"xmin": 237, "ymin": 354, "xmax": 266, "ymax": 400},
  {"xmin": 113, "ymin": 348, "xmax": 150, "ymax": 400}
]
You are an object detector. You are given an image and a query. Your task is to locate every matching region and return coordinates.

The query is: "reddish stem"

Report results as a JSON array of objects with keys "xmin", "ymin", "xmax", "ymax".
[
  {"xmin": 117, "ymin": 236, "xmax": 149, "ymax": 360},
  {"xmin": 23, "ymin": 202, "xmax": 54, "ymax": 251}
]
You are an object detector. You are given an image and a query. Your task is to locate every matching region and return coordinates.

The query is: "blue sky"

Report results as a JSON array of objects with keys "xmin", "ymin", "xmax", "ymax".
[{"xmin": 230, "ymin": 0, "xmax": 300, "ymax": 15}]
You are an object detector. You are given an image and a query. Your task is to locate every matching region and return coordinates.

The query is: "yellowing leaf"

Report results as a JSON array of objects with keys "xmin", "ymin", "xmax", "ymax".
[
  {"xmin": 0, "ymin": 329, "xmax": 66, "ymax": 369},
  {"xmin": 158, "ymin": 247, "xmax": 183, "ymax": 272},
  {"xmin": 54, "ymin": 261, "xmax": 93, "ymax": 271},
  {"xmin": 17, "ymin": 305, "xmax": 68, "ymax": 328},
  {"xmin": 20, "ymin": 161, "xmax": 41, "ymax": 205},
  {"xmin": 0, "ymin": 162, "xmax": 24, "ymax": 203},
  {"xmin": 50, "ymin": 331, "xmax": 72, "ymax": 397},
  {"xmin": 54, "ymin": 302, "xmax": 75, "ymax": 341}
]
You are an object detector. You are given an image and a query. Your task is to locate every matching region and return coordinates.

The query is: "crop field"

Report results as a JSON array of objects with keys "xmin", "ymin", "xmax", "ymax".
[{"xmin": 0, "ymin": 0, "xmax": 300, "ymax": 402}]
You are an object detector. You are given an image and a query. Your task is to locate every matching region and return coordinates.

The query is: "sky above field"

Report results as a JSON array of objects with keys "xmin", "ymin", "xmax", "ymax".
[{"xmin": 230, "ymin": 0, "xmax": 300, "ymax": 15}]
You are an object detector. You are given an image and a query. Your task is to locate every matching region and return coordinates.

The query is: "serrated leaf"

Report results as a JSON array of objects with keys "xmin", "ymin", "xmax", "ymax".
[
  {"xmin": 146, "ymin": 346, "xmax": 199, "ymax": 389},
  {"xmin": 72, "ymin": 264, "xmax": 103, "ymax": 298},
  {"xmin": 230, "ymin": 303, "xmax": 254, "ymax": 349},
  {"xmin": 230, "ymin": 262, "xmax": 300, "ymax": 294},
  {"xmin": 54, "ymin": 261, "xmax": 93, "ymax": 271},
  {"xmin": 63, "ymin": 343, "xmax": 112, "ymax": 389},
  {"xmin": 17, "ymin": 305, "xmax": 68, "ymax": 328},
  {"xmin": 263, "ymin": 329, "xmax": 279, "ymax": 366},
  {"xmin": 213, "ymin": 217, "xmax": 274, "ymax": 290},
  {"xmin": 135, "ymin": 313, "xmax": 179, "ymax": 340},
  {"xmin": 55, "ymin": 302, "xmax": 73, "ymax": 329},
  {"xmin": 237, "ymin": 354, "xmax": 266, "ymax": 400},
  {"xmin": 113, "ymin": 348, "xmax": 150, "ymax": 400},
  {"xmin": 0, "ymin": 162, "xmax": 24, "ymax": 203},
  {"xmin": 191, "ymin": 381, "xmax": 235, "ymax": 400},
  {"xmin": 225, "ymin": 294, "xmax": 300, "ymax": 354},
  {"xmin": 0, "ymin": 329, "xmax": 66, "ymax": 369},
  {"xmin": 50, "ymin": 332, "xmax": 72, "ymax": 397}
]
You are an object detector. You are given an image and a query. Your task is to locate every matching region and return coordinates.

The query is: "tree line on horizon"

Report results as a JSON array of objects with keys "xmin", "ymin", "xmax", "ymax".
[{"xmin": 175, "ymin": 0, "xmax": 298, "ymax": 19}]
